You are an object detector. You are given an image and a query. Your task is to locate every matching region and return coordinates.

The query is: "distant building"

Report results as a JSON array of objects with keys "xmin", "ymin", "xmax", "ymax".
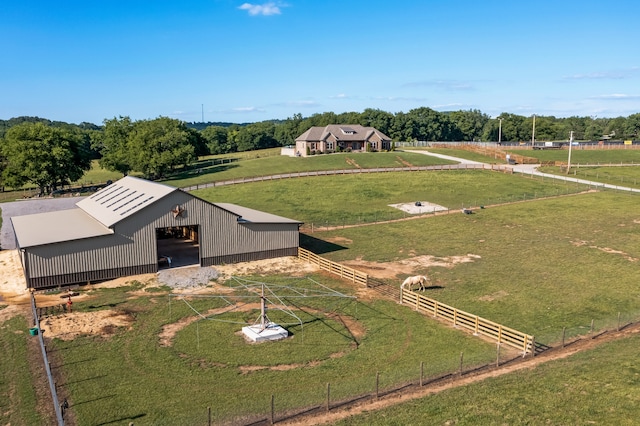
[
  {"xmin": 11, "ymin": 176, "xmax": 301, "ymax": 289},
  {"xmin": 293, "ymin": 125, "xmax": 392, "ymax": 157}
]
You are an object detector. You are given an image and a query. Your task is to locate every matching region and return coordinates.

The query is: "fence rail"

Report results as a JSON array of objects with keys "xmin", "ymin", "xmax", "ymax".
[
  {"xmin": 401, "ymin": 287, "xmax": 533, "ymax": 354},
  {"xmin": 30, "ymin": 293, "xmax": 65, "ymax": 425},
  {"xmin": 298, "ymin": 248, "xmax": 368, "ymax": 286}
]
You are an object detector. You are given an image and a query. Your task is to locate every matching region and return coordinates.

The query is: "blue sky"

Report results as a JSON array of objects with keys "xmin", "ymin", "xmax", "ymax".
[{"xmin": 2, "ymin": 0, "xmax": 639, "ymax": 125}]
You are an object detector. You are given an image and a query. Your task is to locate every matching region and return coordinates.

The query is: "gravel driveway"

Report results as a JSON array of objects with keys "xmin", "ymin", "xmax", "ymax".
[{"xmin": 0, "ymin": 196, "xmax": 85, "ymax": 250}]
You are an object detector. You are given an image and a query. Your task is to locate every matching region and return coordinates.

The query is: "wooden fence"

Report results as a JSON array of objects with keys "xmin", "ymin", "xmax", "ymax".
[
  {"xmin": 298, "ymin": 248, "xmax": 368, "ymax": 287},
  {"xmin": 401, "ymin": 287, "xmax": 534, "ymax": 354}
]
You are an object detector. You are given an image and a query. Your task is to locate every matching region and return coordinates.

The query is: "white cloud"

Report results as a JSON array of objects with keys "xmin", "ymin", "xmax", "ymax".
[
  {"xmin": 590, "ymin": 94, "xmax": 640, "ymax": 100},
  {"xmin": 231, "ymin": 106, "xmax": 264, "ymax": 113},
  {"xmin": 238, "ymin": 2, "xmax": 282, "ymax": 16}
]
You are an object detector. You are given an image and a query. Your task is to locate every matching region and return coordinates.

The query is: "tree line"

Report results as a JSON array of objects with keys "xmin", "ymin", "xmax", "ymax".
[{"xmin": 1, "ymin": 108, "xmax": 639, "ymax": 194}]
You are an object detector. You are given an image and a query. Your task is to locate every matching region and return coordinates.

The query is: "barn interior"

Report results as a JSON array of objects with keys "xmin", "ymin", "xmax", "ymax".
[{"xmin": 156, "ymin": 225, "xmax": 200, "ymax": 269}]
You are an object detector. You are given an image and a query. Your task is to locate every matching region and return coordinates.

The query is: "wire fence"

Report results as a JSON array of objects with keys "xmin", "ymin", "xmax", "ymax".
[
  {"xmin": 220, "ymin": 311, "xmax": 640, "ymax": 425},
  {"xmin": 29, "ymin": 292, "xmax": 66, "ymax": 426}
]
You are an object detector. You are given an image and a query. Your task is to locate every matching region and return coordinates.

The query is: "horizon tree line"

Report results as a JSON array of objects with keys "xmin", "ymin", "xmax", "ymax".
[{"xmin": 1, "ymin": 108, "xmax": 639, "ymax": 194}]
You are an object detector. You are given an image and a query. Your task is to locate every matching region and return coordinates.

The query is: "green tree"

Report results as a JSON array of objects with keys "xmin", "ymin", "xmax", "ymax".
[
  {"xmin": 128, "ymin": 117, "xmax": 197, "ymax": 179},
  {"xmin": 201, "ymin": 126, "xmax": 230, "ymax": 154},
  {"xmin": 624, "ymin": 113, "xmax": 640, "ymax": 139},
  {"xmin": 1, "ymin": 122, "xmax": 91, "ymax": 194},
  {"xmin": 235, "ymin": 122, "xmax": 278, "ymax": 152},
  {"xmin": 97, "ymin": 116, "xmax": 135, "ymax": 176},
  {"xmin": 448, "ymin": 109, "xmax": 489, "ymax": 141},
  {"xmin": 360, "ymin": 108, "xmax": 394, "ymax": 136}
]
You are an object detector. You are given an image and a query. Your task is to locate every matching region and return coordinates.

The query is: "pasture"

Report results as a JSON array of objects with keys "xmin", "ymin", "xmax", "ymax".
[
  {"xmin": 192, "ymin": 170, "xmax": 591, "ymax": 227},
  {"xmin": 4, "ymin": 148, "xmax": 640, "ymax": 424},
  {"xmin": 44, "ymin": 275, "xmax": 496, "ymax": 425},
  {"xmin": 308, "ymin": 190, "xmax": 640, "ymax": 343},
  {"xmin": 163, "ymin": 151, "xmax": 457, "ymax": 189},
  {"xmin": 335, "ymin": 331, "xmax": 640, "ymax": 425}
]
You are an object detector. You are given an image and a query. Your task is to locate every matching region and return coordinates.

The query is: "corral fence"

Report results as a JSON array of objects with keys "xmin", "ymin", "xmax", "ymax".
[
  {"xmin": 298, "ymin": 247, "xmax": 368, "ymax": 287},
  {"xmin": 29, "ymin": 292, "xmax": 66, "ymax": 425},
  {"xmin": 401, "ymin": 287, "xmax": 534, "ymax": 355}
]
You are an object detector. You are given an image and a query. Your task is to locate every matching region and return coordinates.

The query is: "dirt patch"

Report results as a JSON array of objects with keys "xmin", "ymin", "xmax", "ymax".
[
  {"xmin": 214, "ymin": 256, "xmax": 318, "ymax": 279},
  {"xmin": 40, "ymin": 309, "xmax": 134, "ymax": 340},
  {"xmin": 342, "ymin": 254, "xmax": 481, "ymax": 280},
  {"xmin": 326, "ymin": 236, "xmax": 353, "ymax": 245},
  {"xmin": 345, "ymin": 157, "xmax": 361, "ymax": 168},
  {"xmin": 479, "ymin": 290, "xmax": 509, "ymax": 302},
  {"xmin": 396, "ymin": 155, "xmax": 414, "ymax": 167},
  {"xmin": 570, "ymin": 241, "xmax": 638, "ymax": 262},
  {"xmin": 0, "ymin": 250, "xmax": 29, "ymax": 302},
  {"xmin": 160, "ymin": 302, "xmax": 364, "ymax": 349}
]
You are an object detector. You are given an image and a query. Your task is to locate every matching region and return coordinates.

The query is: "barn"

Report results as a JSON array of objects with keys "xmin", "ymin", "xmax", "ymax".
[{"xmin": 11, "ymin": 176, "xmax": 301, "ymax": 289}]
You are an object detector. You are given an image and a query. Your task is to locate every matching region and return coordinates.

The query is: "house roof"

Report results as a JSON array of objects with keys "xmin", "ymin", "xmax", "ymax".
[
  {"xmin": 76, "ymin": 176, "xmax": 177, "ymax": 227},
  {"xmin": 295, "ymin": 124, "xmax": 391, "ymax": 143},
  {"xmin": 214, "ymin": 203, "xmax": 302, "ymax": 224},
  {"xmin": 11, "ymin": 209, "xmax": 113, "ymax": 248}
]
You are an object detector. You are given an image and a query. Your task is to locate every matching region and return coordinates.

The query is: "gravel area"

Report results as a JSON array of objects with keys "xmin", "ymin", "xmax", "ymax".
[
  {"xmin": 388, "ymin": 201, "xmax": 449, "ymax": 214},
  {"xmin": 1, "ymin": 196, "xmax": 86, "ymax": 249},
  {"xmin": 157, "ymin": 267, "xmax": 220, "ymax": 290}
]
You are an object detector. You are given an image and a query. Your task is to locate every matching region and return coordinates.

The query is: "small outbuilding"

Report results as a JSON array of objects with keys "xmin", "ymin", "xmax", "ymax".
[{"xmin": 11, "ymin": 176, "xmax": 301, "ymax": 289}]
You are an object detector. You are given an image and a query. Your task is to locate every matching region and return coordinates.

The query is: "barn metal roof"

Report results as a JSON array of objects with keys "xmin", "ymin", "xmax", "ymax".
[
  {"xmin": 11, "ymin": 209, "xmax": 113, "ymax": 248},
  {"xmin": 77, "ymin": 176, "xmax": 177, "ymax": 227},
  {"xmin": 214, "ymin": 203, "xmax": 302, "ymax": 224}
]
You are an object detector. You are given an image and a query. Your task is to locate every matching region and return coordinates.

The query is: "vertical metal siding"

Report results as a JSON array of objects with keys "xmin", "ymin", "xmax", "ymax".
[{"xmin": 22, "ymin": 191, "xmax": 300, "ymax": 288}]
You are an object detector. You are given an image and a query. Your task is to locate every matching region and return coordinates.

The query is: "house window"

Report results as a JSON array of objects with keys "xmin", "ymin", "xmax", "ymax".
[
  {"xmin": 327, "ymin": 142, "xmax": 334, "ymax": 150},
  {"xmin": 340, "ymin": 127, "xmax": 356, "ymax": 135}
]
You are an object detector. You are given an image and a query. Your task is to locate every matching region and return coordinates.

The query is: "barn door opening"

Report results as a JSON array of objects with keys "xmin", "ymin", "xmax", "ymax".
[{"xmin": 156, "ymin": 225, "xmax": 200, "ymax": 269}]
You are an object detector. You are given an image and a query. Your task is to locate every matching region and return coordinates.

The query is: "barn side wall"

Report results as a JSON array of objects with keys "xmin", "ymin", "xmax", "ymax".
[{"xmin": 22, "ymin": 191, "xmax": 300, "ymax": 289}]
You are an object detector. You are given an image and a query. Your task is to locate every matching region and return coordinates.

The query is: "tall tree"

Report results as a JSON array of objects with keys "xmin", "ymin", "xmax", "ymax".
[
  {"xmin": 201, "ymin": 126, "xmax": 230, "ymax": 154},
  {"xmin": 1, "ymin": 122, "xmax": 91, "ymax": 194},
  {"xmin": 97, "ymin": 116, "xmax": 135, "ymax": 176},
  {"xmin": 128, "ymin": 117, "xmax": 197, "ymax": 179}
]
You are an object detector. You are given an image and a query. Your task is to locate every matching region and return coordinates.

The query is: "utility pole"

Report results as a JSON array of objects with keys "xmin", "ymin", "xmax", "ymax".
[
  {"xmin": 566, "ymin": 130, "xmax": 574, "ymax": 174},
  {"xmin": 498, "ymin": 117, "xmax": 503, "ymax": 145},
  {"xmin": 531, "ymin": 114, "xmax": 536, "ymax": 147}
]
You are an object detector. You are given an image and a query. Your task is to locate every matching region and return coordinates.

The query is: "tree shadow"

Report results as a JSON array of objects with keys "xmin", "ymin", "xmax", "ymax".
[{"xmin": 300, "ymin": 234, "xmax": 347, "ymax": 255}]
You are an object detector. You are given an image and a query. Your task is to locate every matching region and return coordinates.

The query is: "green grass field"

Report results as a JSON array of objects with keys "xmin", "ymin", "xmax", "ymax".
[
  {"xmin": 0, "ymin": 316, "xmax": 47, "ymax": 425},
  {"xmin": 162, "ymin": 151, "xmax": 457, "ymax": 189},
  {"xmin": 192, "ymin": 170, "xmax": 591, "ymax": 227},
  {"xmin": 47, "ymin": 276, "xmax": 496, "ymax": 425},
  {"xmin": 4, "ymin": 148, "xmax": 640, "ymax": 423},
  {"xmin": 335, "ymin": 332, "xmax": 640, "ymax": 425},
  {"xmin": 307, "ymin": 190, "xmax": 640, "ymax": 343}
]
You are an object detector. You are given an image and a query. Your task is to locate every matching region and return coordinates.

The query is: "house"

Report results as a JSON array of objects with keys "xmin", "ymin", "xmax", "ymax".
[
  {"xmin": 293, "ymin": 125, "xmax": 392, "ymax": 157},
  {"xmin": 11, "ymin": 176, "xmax": 301, "ymax": 289}
]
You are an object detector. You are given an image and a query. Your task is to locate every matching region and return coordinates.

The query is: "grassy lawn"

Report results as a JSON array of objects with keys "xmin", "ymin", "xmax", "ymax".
[
  {"xmin": 335, "ymin": 332, "xmax": 640, "ymax": 425},
  {"xmin": 7, "ymin": 148, "xmax": 640, "ymax": 423},
  {"xmin": 192, "ymin": 170, "xmax": 590, "ymax": 227},
  {"xmin": 309, "ymin": 190, "xmax": 640, "ymax": 344},
  {"xmin": 49, "ymin": 276, "xmax": 497, "ymax": 425},
  {"xmin": 538, "ymin": 165, "xmax": 640, "ymax": 189},
  {"xmin": 416, "ymin": 147, "xmax": 509, "ymax": 164},
  {"xmin": 162, "ymin": 151, "xmax": 457, "ymax": 189},
  {"xmin": 0, "ymin": 315, "xmax": 47, "ymax": 425},
  {"xmin": 508, "ymin": 147, "xmax": 640, "ymax": 164}
]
